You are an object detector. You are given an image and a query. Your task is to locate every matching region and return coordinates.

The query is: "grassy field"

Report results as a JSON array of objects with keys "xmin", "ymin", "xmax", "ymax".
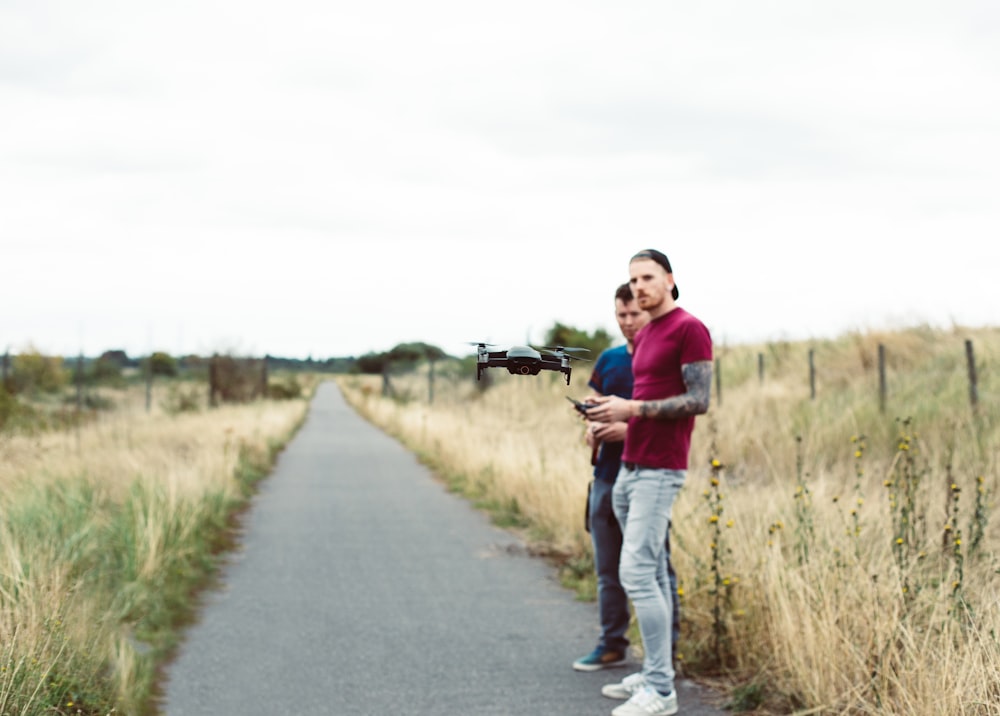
[
  {"xmin": 0, "ymin": 376, "xmax": 315, "ymax": 715},
  {"xmin": 337, "ymin": 326, "xmax": 1000, "ymax": 715}
]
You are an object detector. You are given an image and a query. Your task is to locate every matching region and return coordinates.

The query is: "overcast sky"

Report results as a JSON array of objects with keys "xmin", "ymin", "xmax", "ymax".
[{"xmin": 2, "ymin": 0, "xmax": 998, "ymax": 360}]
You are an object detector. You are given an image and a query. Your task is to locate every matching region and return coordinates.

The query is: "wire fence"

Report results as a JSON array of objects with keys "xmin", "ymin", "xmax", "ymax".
[
  {"xmin": 374, "ymin": 335, "xmax": 991, "ymax": 420},
  {"xmin": 1, "ymin": 334, "xmax": 991, "ymax": 418},
  {"xmin": 0, "ymin": 349, "xmax": 270, "ymax": 418},
  {"xmin": 712, "ymin": 337, "xmax": 987, "ymax": 415}
]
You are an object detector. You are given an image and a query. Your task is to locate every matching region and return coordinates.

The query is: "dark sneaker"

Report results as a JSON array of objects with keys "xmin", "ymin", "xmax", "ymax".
[{"xmin": 572, "ymin": 646, "xmax": 629, "ymax": 672}]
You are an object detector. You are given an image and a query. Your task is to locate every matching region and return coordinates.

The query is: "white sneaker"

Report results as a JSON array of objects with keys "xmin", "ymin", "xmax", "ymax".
[
  {"xmin": 601, "ymin": 672, "xmax": 647, "ymax": 700},
  {"xmin": 611, "ymin": 685, "xmax": 678, "ymax": 716}
]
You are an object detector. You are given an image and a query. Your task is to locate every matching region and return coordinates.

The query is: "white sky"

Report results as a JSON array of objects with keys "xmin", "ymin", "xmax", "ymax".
[{"xmin": 2, "ymin": 0, "xmax": 998, "ymax": 360}]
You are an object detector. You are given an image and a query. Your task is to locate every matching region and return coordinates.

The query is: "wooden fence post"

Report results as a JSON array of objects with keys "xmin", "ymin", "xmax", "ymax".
[
  {"xmin": 878, "ymin": 343, "xmax": 887, "ymax": 414},
  {"xmin": 965, "ymin": 339, "xmax": 979, "ymax": 412},
  {"xmin": 714, "ymin": 357, "xmax": 722, "ymax": 406},
  {"xmin": 809, "ymin": 349, "xmax": 816, "ymax": 400},
  {"xmin": 382, "ymin": 365, "xmax": 393, "ymax": 398},
  {"xmin": 428, "ymin": 358, "xmax": 435, "ymax": 405},
  {"xmin": 2, "ymin": 349, "xmax": 9, "ymax": 389},
  {"xmin": 758, "ymin": 352, "xmax": 764, "ymax": 384},
  {"xmin": 209, "ymin": 355, "xmax": 218, "ymax": 407},
  {"xmin": 145, "ymin": 356, "xmax": 152, "ymax": 413},
  {"xmin": 76, "ymin": 353, "xmax": 84, "ymax": 413}
]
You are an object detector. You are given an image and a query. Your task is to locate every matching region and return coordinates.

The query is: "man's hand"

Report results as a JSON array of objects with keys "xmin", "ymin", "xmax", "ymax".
[
  {"xmin": 587, "ymin": 420, "xmax": 628, "ymax": 444},
  {"xmin": 585, "ymin": 395, "xmax": 636, "ymax": 424}
]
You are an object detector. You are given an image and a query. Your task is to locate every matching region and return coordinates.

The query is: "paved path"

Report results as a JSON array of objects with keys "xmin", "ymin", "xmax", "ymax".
[{"xmin": 160, "ymin": 382, "xmax": 727, "ymax": 715}]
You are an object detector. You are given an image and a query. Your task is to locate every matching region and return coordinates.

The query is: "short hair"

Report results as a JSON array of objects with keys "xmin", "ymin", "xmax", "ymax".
[{"xmin": 615, "ymin": 282, "xmax": 633, "ymax": 303}]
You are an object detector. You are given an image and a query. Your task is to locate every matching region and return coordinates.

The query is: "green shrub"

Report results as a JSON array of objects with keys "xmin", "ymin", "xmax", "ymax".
[
  {"xmin": 0, "ymin": 387, "xmax": 21, "ymax": 429},
  {"xmin": 0, "ymin": 387, "xmax": 41, "ymax": 432},
  {"xmin": 161, "ymin": 384, "xmax": 203, "ymax": 415},
  {"xmin": 59, "ymin": 392, "xmax": 115, "ymax": 411},
  {"xmin": 268, "ymin": 375, "xmax": 302, "ymax": 400},
  {"xmin": 10, "ymin": 349, "xmax": 67, "ymax": 395},
  {"xmin": 209, "ymin": 356, "xmax": 265, "ymax": 404}
]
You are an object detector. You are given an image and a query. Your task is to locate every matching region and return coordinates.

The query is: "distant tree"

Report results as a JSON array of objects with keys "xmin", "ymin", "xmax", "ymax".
[
  {"xmin": 145, "ymin": 351, "xmax": 178, "ymax": 377},
  {"xmin": 355, "ymin": 343, "xmax": 447, "ymax": 375},
  {"xmin": 542, "ymin": 322, "xmax": 614, "ymax": 358},
  {"xmin": 387, "ymin": 342, "xmax": 447, "ymax": 364},
  {"xmin": 99, "ymin": 349, "xmax": 131, "ymax": 368},
  {"xmin": 323, "ymin": 356, "xmax": 356, "ymax": 373},
  {"xmin": 355, "ymin": 352, "xmax": 390, "ymax": 374}
]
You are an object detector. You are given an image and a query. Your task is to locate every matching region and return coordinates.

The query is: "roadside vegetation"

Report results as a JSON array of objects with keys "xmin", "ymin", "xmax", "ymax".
[
  {"xmin": 337, "ymin": 325, "xmax": 999, "ymax": 715},
  {"xmin": 0, "ymin": 361, "xmax": 317, "ymax": 715}
]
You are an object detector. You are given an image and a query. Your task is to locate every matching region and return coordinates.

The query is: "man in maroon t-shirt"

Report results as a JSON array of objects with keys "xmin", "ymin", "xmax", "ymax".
[{"xmin": 586, "ymin": 249, "xmax": 713, "ymax": 716}]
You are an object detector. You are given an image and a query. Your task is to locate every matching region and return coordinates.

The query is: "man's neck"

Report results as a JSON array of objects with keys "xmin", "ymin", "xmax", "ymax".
[{"xmin": 646, "ymin": 299, "xmax": 678, "ymax": 321}]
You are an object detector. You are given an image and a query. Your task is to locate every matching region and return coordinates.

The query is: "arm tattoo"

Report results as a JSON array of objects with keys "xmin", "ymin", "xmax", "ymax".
[{"xmin": 637, "ymin": 361, "xmax": 713, "ymax": 419}]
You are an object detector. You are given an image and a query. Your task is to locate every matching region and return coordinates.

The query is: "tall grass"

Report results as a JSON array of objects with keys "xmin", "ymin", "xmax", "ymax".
[
  {"xmin": 338, "ymin": 326, "xmax": 999, "ymax": 715},
  {"xmin": 0, "ymin": 380, "xmax": 312, "ymax": 715}
]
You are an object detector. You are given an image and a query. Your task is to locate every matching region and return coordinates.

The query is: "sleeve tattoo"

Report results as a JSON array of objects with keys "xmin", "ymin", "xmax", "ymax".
[{"xmin": 637, "ymin": 361, "xmax": 713, "ymax": 419}]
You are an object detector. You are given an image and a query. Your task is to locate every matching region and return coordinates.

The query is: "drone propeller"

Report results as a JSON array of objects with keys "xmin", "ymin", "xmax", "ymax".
[
  {"xmin": 466, "ymin": 341, "xmax": 498, "ymax": 347},
  {"xmin": 535, "ymin": 345, "xmax": 591, "ymax": 354},
  {"xmin": 540, "ymin": 348, "xmax": 591, "ymax": 362}
]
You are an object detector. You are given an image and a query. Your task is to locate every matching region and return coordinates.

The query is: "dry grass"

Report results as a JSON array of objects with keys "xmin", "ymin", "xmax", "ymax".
[
  {"xmin": 0, "ymin": 379, "xmax": 312, "ymax": 714},
  {"xmin": 338, "ymin": 325, "xmax": 1000, "ymax": 715}
]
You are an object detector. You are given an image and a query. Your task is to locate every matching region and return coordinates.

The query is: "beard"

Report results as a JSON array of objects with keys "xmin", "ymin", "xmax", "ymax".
[{"xmin": 637, "ymin": 293, "xmax": 660, "ymax": 309}]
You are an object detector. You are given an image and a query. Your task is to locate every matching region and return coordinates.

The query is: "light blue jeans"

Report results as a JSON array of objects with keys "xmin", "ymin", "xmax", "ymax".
[
  {"xmin": 589, "ymin": 478, "xmax": 680, "ymax": 655},
  {"xmin": 612, "ymin": 465, "xmax": 685, "ymax": 696}
]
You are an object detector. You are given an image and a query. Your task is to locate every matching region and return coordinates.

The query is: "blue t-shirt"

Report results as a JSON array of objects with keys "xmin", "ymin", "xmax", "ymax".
[{"xmin": 587, "ymin": 344, "xmax": 634, "ymax": 482}]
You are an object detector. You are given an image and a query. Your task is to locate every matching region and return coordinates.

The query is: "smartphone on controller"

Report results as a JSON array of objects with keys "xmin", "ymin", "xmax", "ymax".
[{"xmin": 566, "ymin": 396, "xmax": 598, "ymax": 415}]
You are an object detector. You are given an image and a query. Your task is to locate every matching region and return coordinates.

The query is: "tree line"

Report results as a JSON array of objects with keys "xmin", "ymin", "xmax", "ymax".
[{"xmin": 0, "ymin": 320, "xmax": 614, "ymax": 393}]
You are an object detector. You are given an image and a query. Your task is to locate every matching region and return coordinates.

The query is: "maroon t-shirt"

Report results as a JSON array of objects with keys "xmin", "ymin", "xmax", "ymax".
[{"xmin": 623, "ymin": 307, "xmax": 713, "ymax": 470}]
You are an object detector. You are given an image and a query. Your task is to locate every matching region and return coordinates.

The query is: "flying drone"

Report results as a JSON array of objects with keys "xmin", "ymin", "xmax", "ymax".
[{"xmin": 469, "ymin": 342, "xmax": 590, "ymax": 385}]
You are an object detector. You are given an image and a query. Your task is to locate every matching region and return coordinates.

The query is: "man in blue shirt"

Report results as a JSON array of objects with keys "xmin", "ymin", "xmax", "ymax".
[{"xmin": 573, "ymin": 283, "xmax": 680, "ymax": 672}]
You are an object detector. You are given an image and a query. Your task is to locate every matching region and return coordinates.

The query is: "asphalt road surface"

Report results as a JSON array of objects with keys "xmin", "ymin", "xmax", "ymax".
[{"xmin": 160, "ymin": 382, "xmax": 727, "ymax": 715}]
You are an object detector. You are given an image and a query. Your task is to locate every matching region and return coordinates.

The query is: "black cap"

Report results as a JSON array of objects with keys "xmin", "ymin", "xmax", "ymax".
[{"xmin": 631, "ymin": 249, "xmax": 679, "ymax": 300}]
